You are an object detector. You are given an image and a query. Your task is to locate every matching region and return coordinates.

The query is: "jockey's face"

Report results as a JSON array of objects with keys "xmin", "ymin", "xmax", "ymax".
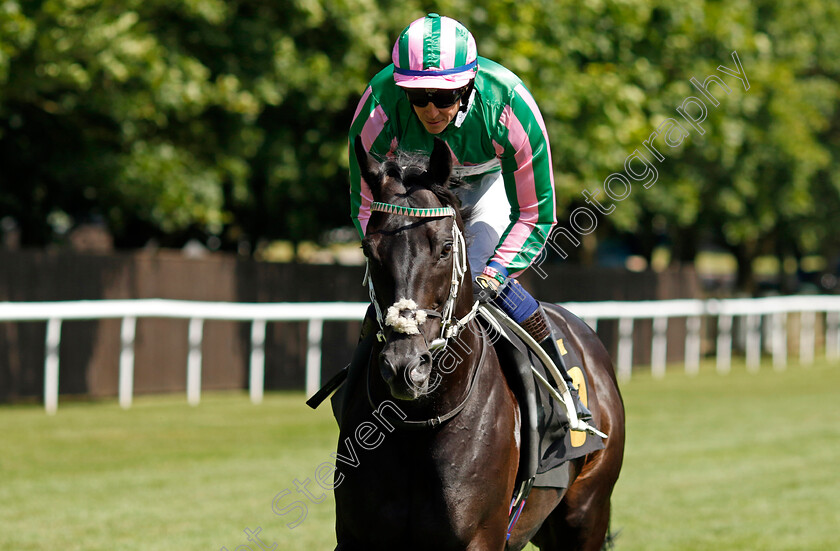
[
  {"xmin": 409, "ymin": 89, "xmax": 463, "ymax": 134},
  {"xmin": 411, "ymin": 95, "xmax": 462, "ymax": 134}
]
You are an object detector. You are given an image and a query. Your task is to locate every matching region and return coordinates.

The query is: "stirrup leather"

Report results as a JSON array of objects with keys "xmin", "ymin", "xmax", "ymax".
[
  {"xmin": 534, "ymin": 327, "xmax": 594, "ymax": 423},
  {"xmin": 480, "ymin": 303, "xmax": 608, "ymax": 438}
]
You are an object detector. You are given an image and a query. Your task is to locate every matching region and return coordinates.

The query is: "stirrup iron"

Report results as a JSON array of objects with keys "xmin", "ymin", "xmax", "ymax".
[{"xmin": 529, "ymin": 365, "xmax": 608, "ymax": 438}]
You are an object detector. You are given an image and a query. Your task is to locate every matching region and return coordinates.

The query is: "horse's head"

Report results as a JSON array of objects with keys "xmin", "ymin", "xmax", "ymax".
[{"xmin": 355, "ymin": 136, "xmax": 472, "ymax": 401}]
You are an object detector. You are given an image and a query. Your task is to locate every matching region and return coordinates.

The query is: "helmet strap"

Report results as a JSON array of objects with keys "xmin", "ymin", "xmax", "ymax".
[{"xmin": 459, "ymin": 79, "xmax": 475, "ymax": 113}]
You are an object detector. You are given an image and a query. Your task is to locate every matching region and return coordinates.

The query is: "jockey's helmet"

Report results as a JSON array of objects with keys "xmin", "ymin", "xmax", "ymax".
[{"xmin": 392, "ymin": 13, "xmax": 478, "ymax": 90}]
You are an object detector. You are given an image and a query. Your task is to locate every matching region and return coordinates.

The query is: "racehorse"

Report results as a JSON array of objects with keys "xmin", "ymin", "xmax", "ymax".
[{"xmin": 333, "ymin": 137, "xmax": 625, "ymax": 551}]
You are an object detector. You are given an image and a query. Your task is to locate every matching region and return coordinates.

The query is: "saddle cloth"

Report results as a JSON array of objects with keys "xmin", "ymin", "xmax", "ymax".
[{"xmin": 480, "ymin": 304, "xmax": 605, "ymax": 489}]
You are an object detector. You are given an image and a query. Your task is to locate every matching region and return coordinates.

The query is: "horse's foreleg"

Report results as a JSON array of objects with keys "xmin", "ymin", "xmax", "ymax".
[
  {"xmin": 466, "ymin": 526, "xmax": 509, "ymax": 551},
  {"xmin": 504, "ymin": 486, "xmax": 566, "ymax": 551},
  {"xmin": 531, "ymin": 462, "xmax": 613, "ymax": 551},
  {"xmin": 549, "ymin": 497, "xmax": 611, "ymax": 551}
]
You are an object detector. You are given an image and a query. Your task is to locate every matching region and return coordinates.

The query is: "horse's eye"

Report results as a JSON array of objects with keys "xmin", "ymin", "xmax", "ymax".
[{"xmin": 440, "ymin": 243, "xmax": 453, "ymax": 258}]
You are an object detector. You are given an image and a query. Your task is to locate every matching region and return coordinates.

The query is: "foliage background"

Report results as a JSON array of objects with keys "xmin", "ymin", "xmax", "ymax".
[{"xmin": 1, "ymin": 0, "xmax": 838, "ymax": 289}]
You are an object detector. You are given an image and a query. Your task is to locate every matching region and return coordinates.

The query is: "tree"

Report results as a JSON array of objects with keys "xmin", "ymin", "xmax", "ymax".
[
  {"xmin": 451, "ymin": 0, "xmax": 840, "ymax": 291},
  {"xmin": 0, "ymin": 0, "xmax": 421, "ymax": 249},
  {"xmin": 1, "ymin": 0, "xmax": 838, "ymax": 293}
]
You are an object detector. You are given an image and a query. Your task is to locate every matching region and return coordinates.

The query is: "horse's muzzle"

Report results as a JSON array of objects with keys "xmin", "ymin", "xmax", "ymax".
[{"xmin": 379, "ymin": 347, "xmax": 434, "ymax": 400}]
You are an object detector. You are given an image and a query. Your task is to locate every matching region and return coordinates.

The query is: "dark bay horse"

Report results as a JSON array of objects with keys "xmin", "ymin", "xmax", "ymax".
[{"xmin": 333, "ymin": 137, "xmax": 624, "ymax": 550}]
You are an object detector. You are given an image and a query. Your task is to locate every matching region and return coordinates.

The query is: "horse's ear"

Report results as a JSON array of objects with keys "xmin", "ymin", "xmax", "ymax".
[
  {"xmin": 354, "ymin": 136, "xmax": 380, "ymax": 193},
  {"xmin": 429, "ymin": 138, "xmax": 452, "ymax": 185}
]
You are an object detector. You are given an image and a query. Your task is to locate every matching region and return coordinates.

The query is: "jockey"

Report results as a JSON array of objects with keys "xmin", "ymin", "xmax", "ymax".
[{"xmin": 348, "ymin": 13, "xmax": 591, "ymax": 424}]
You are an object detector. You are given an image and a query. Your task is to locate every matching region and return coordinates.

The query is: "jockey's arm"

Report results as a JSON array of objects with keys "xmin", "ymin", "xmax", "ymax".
[{"xmin": 484, "ymin": 84, "xmax": 557, "ymax": 282}]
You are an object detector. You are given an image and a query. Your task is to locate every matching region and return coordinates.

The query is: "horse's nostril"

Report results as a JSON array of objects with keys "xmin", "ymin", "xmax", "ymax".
[{"xmin": 408, "ymin": 353, "xmax": 433, "ymax": 384}]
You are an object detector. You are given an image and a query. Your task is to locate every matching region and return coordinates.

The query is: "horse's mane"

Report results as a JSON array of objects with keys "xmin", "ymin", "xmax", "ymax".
[{"xmin": 380, "ymin": 150, "xmax": 474, "ymax": 223}]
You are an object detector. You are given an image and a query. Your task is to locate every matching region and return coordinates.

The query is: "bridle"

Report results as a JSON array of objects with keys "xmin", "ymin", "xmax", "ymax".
[
  {"xmin": 362, "ymin": 200, "xmax": 483, "ymax": 429},
  {"xmin": 363, "ymin": 201, "xmax": 479, "ymax": 351}
]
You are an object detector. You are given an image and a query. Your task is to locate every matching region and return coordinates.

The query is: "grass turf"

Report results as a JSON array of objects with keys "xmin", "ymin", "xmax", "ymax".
[{"xmin": 1, "ymin": 359, "xmax": 839, "ymax": 550}]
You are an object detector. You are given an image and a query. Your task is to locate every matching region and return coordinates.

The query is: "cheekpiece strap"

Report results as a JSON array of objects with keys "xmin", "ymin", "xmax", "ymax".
[{"xmin": 371, "ymin": 202, "xmax": 455, "ymax": 219}]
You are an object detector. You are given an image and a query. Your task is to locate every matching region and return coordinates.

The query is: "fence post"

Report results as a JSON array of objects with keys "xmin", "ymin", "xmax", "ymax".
[
  {"xmin": 306, "ymin": 319, "xmax": 324, "ymax": 397},
  {"xmin": 187, "ymin": 318, "xmax": 204, "ymax": 406},
  {"xmin": 617, "ymin": 317, "xmax": 634, "ymax": 381},
  {"xmin": 745, "ymin": 314, "xmax": 761, "ymax": 372},
  {"xmin": 44, "ymin": 318, "xmax": 62, "ymax": 415},
  {"xmin": 651, "ymin": 317, "xmax": 668, "ymax": 378},
  {"xmin": 250, "ymin": 319, "xmax": 267, "ymax": 405},
  {"xmin": 772, "ymin": 312, "xmax": 787, "ymax": 370},
  {"xmin": 685, "ymin": 316, "xmax": 701, "ymax": 375},
  {"xmin": 716, "ymin": 314, "xmax": 732, "ymax": 374},
  {"xmin": 799, "ymin": 311, "xmax": 815, "ymax": 366},
  {"xmin": 827, "ymin": 311, "xmax": 840, "ymax": 361},
  {"xmin": 119, "ymin": 316, "xmax": 137, "ymax": 409}
]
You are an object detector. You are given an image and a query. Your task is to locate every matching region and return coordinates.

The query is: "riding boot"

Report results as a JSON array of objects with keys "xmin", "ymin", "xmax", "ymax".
[{"xmin": 521, "ymin": 308, "xmax": 593, "ymax": 424}]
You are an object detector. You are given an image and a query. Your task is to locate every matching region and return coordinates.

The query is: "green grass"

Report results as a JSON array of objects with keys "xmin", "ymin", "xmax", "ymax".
[
  {"xmin": 2, "ymin": 359, "xmax": 839, "ymax": 550},
  {"xmin": 611, "ymin": 360, "xmax": 840, "ymax": 551}
]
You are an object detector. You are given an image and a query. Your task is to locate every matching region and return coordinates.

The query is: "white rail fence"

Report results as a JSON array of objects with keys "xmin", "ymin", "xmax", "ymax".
[{"xmin": 1, "ymin": 296, "xmax": 839, "ymax": 414}]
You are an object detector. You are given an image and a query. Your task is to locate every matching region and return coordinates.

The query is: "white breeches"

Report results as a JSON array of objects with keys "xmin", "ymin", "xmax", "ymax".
[{"xmin": 452, "ymin": 172, "xmax": 511, "ymax": 281}]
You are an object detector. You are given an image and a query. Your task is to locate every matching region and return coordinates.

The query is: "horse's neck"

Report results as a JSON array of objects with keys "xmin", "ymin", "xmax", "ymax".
[
  {"xmin": 441, "ymin": 287, "xmax": 483, "ymax": 394},
  {"xmin": 434, "ymin": 320, "xmax": 483, "ymax": 408}
]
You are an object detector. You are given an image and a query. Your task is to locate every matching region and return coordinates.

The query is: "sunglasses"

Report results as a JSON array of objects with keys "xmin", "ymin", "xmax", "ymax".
[{"xmin": 404, "ymin": 87, "xmax": 467, "ymax": 109}]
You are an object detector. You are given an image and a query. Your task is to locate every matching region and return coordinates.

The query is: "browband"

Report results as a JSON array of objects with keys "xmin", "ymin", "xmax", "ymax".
[{"xmin": 371, "ymin": 201, "xmax": 455, "ymax": 218}]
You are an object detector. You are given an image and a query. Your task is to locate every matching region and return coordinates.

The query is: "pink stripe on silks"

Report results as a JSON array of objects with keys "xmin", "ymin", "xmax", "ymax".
[
  {"xmin": 496, "ymin": 221, "xmax": 539, "ymax": 268},
  {"xmin": 357, "ymin": 105, "xmax": 388, "ymax": 234},
  {"xmin": 358, "ymin": 179, "xmax": 374, "ymax": 235},
  {"xmin": 493, "ymin": 105, "xmax": 541, "ymax": 267},
  {"xmin": 492, "ymin": 139, "xmax": 505, "ymax": 157},
  {"xmin": 514, "ymin": 84, "xmax": 548, "ymax": 135},
  {"xmin": 350, "ymin": 87, "xmax": 373, "ymax": 128},
  {"xmin": 407, "ymin": 19, "xmax": 427, "ymax": 70},
  {"xmin": 514, "ymin": 83, "xmax": 556, "ymax": 207},
  {"xmin": 360, "ymin": 104, "xmax": 388, "ymax": 151},
  {"xmin": 438, "ymin": 17, "xmax": 458, "ymax": 68}
]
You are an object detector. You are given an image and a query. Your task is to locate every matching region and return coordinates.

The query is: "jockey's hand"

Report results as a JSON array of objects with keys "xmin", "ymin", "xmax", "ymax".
[{"xmin": 475, "ymin": 274, "xmax": 501, "ymax": 303}]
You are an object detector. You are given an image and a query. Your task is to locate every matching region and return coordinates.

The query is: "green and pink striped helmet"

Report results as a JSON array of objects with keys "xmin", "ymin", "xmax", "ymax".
[{"xmin": 392, "ymin": 13, "xmax": 478, "ymax": 90}]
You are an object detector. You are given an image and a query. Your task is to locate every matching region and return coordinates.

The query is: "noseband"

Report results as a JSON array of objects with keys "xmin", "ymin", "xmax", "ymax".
[{"xmin": 364, "ymin": 201, "xmax": 479, "ymax": 351}]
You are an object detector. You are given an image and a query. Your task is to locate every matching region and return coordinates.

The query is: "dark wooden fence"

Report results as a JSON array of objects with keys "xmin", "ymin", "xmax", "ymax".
[{"xmin": 0, "ymin": 249, "xmax": 699, "ymax": 402}]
